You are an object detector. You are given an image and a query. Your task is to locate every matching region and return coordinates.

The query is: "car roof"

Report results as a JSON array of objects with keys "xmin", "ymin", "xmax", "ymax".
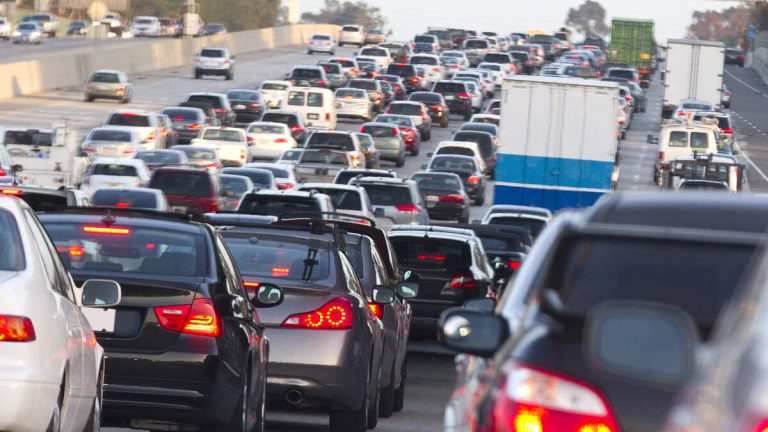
[
  {"xmin": 38, "ymin": 210, "xmax": 208, "ymax": 236},
  {"xmin": 388, "ymin": 224, "xmax": 477, "ymax": 240},
  {"xmin": 153, "ymin": 165, "xmax": 210, "ymax": 173},
  {"xmin": 298, "ymin": 183, "xmax": 362, "ymax": 192},
  {"xmin": 91, "ymin": 157, "xmax": 146, "ymax": 166},
  {"xmin": 249, "ymin": 189, "xmax": 317, "ymax": 198},
  {"xmin": 353, "ymin": 176, "xmax": 412, "ymax": 185}
]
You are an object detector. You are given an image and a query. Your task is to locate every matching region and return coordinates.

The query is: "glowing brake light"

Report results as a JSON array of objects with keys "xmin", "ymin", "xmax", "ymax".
[
  {"xmin": 677, "ymin": 111, "xmax": 685, "ymax": 116},
  {"xmin": 439, "ymin": 194, "xmax": 464, "ymax": 203},
  {"xmin": 457, "ymin": 93, "xmax": 471, "ymax": 99},
  {"xmin": 418, "ymin": 255, "xmax": 445, "ymax": 261},
  {"xmin": 1, "ymin": 189, "xmax": 22, "ymax": 196},
  {"xmin": 115, "ymin": 202, "xmax": 132, "ymax": 208},
  {"xmin": 468, "ymin": 175, "xmax": 481, "ymax": 184},
  {"xmin": 272, "ymin": 267, "xmax": 290, "ymax": 277},
  {"xmin": 188, "ymin": 123, "xmax": 201, "ymax": 130},
  {"xmin": 395, "ymin": 203, "xmax": 419, "ymax": 213},
  {"xmin": 282, "ymin": 297, "xmax": 354, "ymax": 330},
  {"xmin": 243, "ymin": 281, "xmax": 261, "ymax": 290},
  {"xmin": 0, "ymin": 315, "xmax": 35, "ymax": 342},
  {"xmin": 154, "ymin": 298, "xmax": 220, "ymax": 337},
  {"xmin": 368, "ymin": 303, "xmax": 383, "ymax": 319},
  {"xmin": 721, "ymin": 128, "xmax": 734, "ymax": 134},
  {"xmin": 83, "ymin": 225, "xmax": 131, "ymax": 235}
]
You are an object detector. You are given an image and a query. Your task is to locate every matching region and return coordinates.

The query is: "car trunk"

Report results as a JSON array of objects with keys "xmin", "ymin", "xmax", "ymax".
[{"xmin": 243, "ymin": 282, "xmax": 344, "ymax": 327}]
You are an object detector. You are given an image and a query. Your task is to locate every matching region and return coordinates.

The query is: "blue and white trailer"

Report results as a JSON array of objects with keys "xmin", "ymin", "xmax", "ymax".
[{"xmin": 494, "ymin": 76, "xmax": 620, "ymax": 211}]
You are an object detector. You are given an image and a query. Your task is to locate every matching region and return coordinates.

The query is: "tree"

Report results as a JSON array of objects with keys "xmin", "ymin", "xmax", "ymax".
[
  {"xmin": 687, "ymin": 6, "xmax": 750, "ymax": 47},
  {"xmin": 565, "ymin": 0, "xmax": 609, "ymax": 38},
  {"xmin": 301, "ymin": 0, "xmax": 386, "ymax": 30},
  {"xmin": 200, "ymin": 0, "xmax": 280, "ymax": 31}
]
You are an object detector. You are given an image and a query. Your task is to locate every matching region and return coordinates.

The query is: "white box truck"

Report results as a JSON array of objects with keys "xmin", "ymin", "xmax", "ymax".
[
  {"xmin": 494, "ymin": 76, "xmax": 620, "ymax": 211},
  {"xmin": 662, "ymin": 39, "xmax": 725, "ymax": 119}
]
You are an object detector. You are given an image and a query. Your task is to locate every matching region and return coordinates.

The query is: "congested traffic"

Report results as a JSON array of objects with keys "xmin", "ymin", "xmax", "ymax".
[{"xmin": 0, "ymin": 5, "xmax": 765, "ymax": 432}]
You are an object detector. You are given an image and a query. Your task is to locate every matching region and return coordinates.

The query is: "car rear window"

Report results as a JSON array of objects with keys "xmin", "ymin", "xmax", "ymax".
[
  {"xmin": 488, "ymin": 216, "xmax": 546, "ymax": 237},
  {"xmin": 238, "ymin": 195, "xmax": 320, "ymax": 217},
  {"xmin": 227, "ymin": 90, "xmax": 261, "ymax": 101},
  {"xmin": 137, "ymin": 151, "xmax": 184, "ymax": 165},
  {"xmin": 90, "ymin": 72, "xmax": 119, "ymax": 83},
  {"xmin": 484, "ymin": 53, "xmax": 511, "ymax": 63},
  {"xmin": 90, "ymin": 130, "xmax": 132, "ymax": 142},
  {"xmin": 163, "ymin": 109, "xmax": 200, "ymax": 121},
  {"xmin": 547, "ymin": 236, "xmax": 757, "ymax": 338},
  {"xmin": 307, "ymin": 133, "xmax": 354, "ymax": 151},
  {"xmin": 359, "ymin": 184, "xmax": 412, "ymax": 206},
  {"xmin": 202, "ymin": 129, "xmax": 243, "ymax": 142},
  {"xmin": 150, "ymin": 171, "xmax": 212, "ymax": 197},
  {"xmin": 261, "ymin": 113, "xmax": 299, "ymax": 127},
  {"xmin": 292, "ymin": 68, "xmax": 322, "ymax": 79},
  {"xmin": 313, "ymin": 35, "xmax": 331, "ymax": 40},
  {"xmin": 106, "ymin": 113, "xmax": 151, "ymax": 127},
  {"xmin": 389, "ymin": 104, "xmax": 422, "ymax": 116},
  {"xmin": 187, "ymin": 95, "xmax": 224, "ymax": 108},
  {"xmin": 335, "ymin": 88, "xmax": 366, "ymax": 98},
  {"xmin": 200, "ymin": 49, "xmax": 224, "ymax": 58},
  {"xmin": 176, "ymin": 147, "xmax": 217, "ymax": 161},
  {"xmin": 437, "ymin": 146, "xmax": 474, "ymax": 157},
  {"xmin": 92, "ymin": 189, "xmax": 158, "ymax": 209},
  {"xmin": 248, "ymin": 124, "xmax": 285, "ymax": 134},
  {"xmin": 91, "ymin": 164, "xmax": 138, "ymax": 177},
  {"xmin": 221, "ymin": 169, "xmax": 274, "ymax": 187},
  {"xmin": 464, "ymin": 39, "xmax": 488, "ymax": 48},
  {"xmin": 608, "ymin": 69, "xmax": 635, "ymax": 80},
  {"xmin": 320, "ymin": 63, "xmax": 342, "ymax": 74},
  {"xmin": 300, "ymin": 150, "xmax": 349, "ymax": 165},
  {"xmin": 411, "ymin": 173, "xmax": 462, "ymax": 190},
  {"xmin": 476, "ymin": 234, "xmax": 527, "ymax": 252},
  {"xmin": 261, "ymin": 83, "xmax": 289, "ymax": 90},
  {"xmin": 410, "ymin": 93, "xmax": 441, "ymax": 103},
  {"xmin": 453, "ymin": 131, "xmax": 494, "ymax": 157},
  {"xmin": 391, "ymin": 237, "xmax": 470, "ymax": 269},
  {"xmin": 222, "ymin": 176, "xmax": 251, "ymax": 195},
  {"xmin": 287, "ymin": 91, "xmax": 325, "ymax": 107},
  {"xmin": 410, "ymin": 56, "xmax": 438, "ymax": 65},
  {"xmin": 681, "ymin": 102, "xmax": 712, "ymax": 111},
  {"xmin": 350, "ymin": 80, "xmax": 376, "ymax": 90},
  {"xmin": 414, "ymin": 35, "xmax": 435, "ymax": 43},
  {"xmin": 225, "ymin": 234, "xmax": 331, "ymax": 282},
  {"xmin": 343, "ymin": 25, "xmax": 360, "ymax": 32},
  {"xmin": 387, "ymin": 64, "xmax": 416, "ymax": 76},
  {"xmin": 304, "ymin": 188, "xmax": 362, "ymax": 210},
  {"xmin": 44, "ymin": 222, "xmax": 206, "ymax": 276},
  {"xmin": 433, "ymin": 82, "xmax": 466, "ymax": 94},
  {"xmin": 430, "ymin": 156, "xmax": 477, "ymax": 171}
]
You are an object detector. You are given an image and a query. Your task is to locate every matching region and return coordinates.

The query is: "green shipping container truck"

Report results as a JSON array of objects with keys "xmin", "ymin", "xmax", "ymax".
[{"xmin": 609, "ymin": 18, "xmax": 655, "ymax": 88}]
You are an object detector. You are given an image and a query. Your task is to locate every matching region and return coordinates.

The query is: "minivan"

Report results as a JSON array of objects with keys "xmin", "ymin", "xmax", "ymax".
[{"xmin": 281, "ymin": 87, "xmax": 337, "ymax": 129}]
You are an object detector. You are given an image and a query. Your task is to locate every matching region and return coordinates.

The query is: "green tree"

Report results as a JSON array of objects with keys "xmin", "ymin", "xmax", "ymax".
[
  {"xmin": 565, "ymin": 0, "xmax": 608, "ymax": 38},
  {"xmin": 687, "ymin": 6, "xmax": 750, "ymax": 47},
  {"xmin": 200, "ymin": 0, "xmax": 280, "ymax": 31},
  {"xmin": 301, "ymin": 0, "xmax": 386, "ymax": 30}
]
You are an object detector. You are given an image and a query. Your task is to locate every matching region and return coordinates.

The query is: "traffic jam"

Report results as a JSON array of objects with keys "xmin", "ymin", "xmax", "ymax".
[{"xmin": 0, "ymin": 11, "xmax": 764, "ymax": 432}]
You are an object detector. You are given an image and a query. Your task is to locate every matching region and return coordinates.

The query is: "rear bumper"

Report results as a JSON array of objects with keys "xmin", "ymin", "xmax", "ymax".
[
  {"xmin": 265, "ymin": 327, "xmax": 368, "ymax": 410},
  {"xmin": 426, "ymin": 203, "xmax": 466, "ymax": 220},
  {"xmin": 378, "ymin": 147, "xmax": 405, "ymax": 161},
  {"xmin": 446, "ymin": 100, "xmax": 471, "ymax": 113},
  {"xmin": 196, "ymin": 67, "xmax": 230, "ymax": 75},
  {"xmin": 233, "ymin": 111, "xmax": 262, "ymax": 124}
]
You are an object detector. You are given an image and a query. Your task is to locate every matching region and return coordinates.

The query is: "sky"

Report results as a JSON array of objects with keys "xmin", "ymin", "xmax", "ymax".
[{"xmin": 298, "ymin": 0, "xmax": 738, "ymax": 41}]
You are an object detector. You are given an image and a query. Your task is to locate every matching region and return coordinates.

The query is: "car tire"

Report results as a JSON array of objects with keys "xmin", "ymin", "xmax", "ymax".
[
  {"xmin": 459, "ymin": 214, "xmax": 469, "ymax": 224},
  {"xmin": 410, "ymin": 147, "xmax": 419, "ymax": 156},
  {"xmin": 46, "ymin": 381, "xmax": 63, "ymax": 432},
  {"xmin": 195, "ymin": 70, "xmax": 201, "ymax": 79},
  {"xmin": 393, "ymin": 358, "xmax": 407, "ymax": 412},
  {"xmin": 226, "ymin": 70, "xmax": 234, "ymax": 81},
  {"xmin": 207, "ymin": 372, "xmax": 250, "ymax": 432},
  {"xmin": 424, "ymin": 129, "xmax": 431, "ymax": 141},
  {"xmin": 396, "ymin": 156, "xmax": 405, "ymax": 168},
  {"xmin": 474, "ymin": 194, "xmax": 485, "ymax": 206},
  {"xmin": 330, "ymin": 50, "xmax": 336, "ymax": 55},
  {"xmin": 84, "ymin": 366, "xmax": 104, "ymax": 432},
  {"xmin": 379, "ymin": 362, "xmax": 396, "ymax": 418},
  {"xmin": 464, "ymin": 111, "xmax": 471, "ymax": 121},
  {"xmin": 441, "ymin": 117, "xmax": 449, "ymax": 128},
  {"xmin": 329, "ymin": 363, "xmax": 370, "ymax": 432},
  {"xmin": 85, "ymin": 95, "xmax": 94, "ymax": 102},
  {"xmin": 621, "ymin": 129, "xmax": 627, "ymax": 139},
  {"xmin": 308, "ymin": 50, "xmax": 313, "ymax": 54}
]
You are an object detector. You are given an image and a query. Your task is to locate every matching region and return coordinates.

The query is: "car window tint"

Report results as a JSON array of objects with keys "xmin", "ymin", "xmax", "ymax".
[
  {"xmin": 238, "ymin": 196, "xmax": 320, "ymax": 217},
  {"xmin": 150, "ymin": 172, "xmax": 212, "ymax": 197},
  {"xmin": 91, "ymin": 73, "xmax": 120, "ymax": 83},
  {"xmin": 391, "ymin": 237, "xmax": 471, "ymax": 269},
  {"xmin": 691, "ymin": 132, "xmax": 710, "ymax": 149},
  {"xmin": 90, "ymin": 130, "xmax": 132, "ymax": 142},
  {"xmin": 287, "ymin": 92, "xmax": 305, "ymax": 106},
  {"xmin": 412, "ymin": 174, "xmax": 462, "ymax": 190},
  {"xmin": 489, "ymin": 216, "xmax": 545, "ymax": 237},
  {"xmin": 106, "ymin": 114, "xmax": 151, "ymax": 127},
  {"xmin": 137, "ymin": 151, "xmax": 184, "ymax": 164},
  {"xmin": 360, "ymin": 184, "xmax": 412, "ymax": 206},
  {"xmin": 308, "ymin": 133, "xmax": 354, "ymax": 150},
  {"xmin": 390, "ymin": 104, "xmax": 421, "ymax": 115},
  {"xmin": 44, "ymin": 222, "xmax": 207, "ymax": 276},
  {"xmin": 92, "ymin": 189, "xmax": 158, "ymax": 209},
  {"xmin": 307, "ymin": 92, "xmax": 324, "ymax": 107},
  {"xmin": 308, "ymin": 188, "xmax": 362, "ymax": 210},
  {"xmin": 0, "ymin": 210, "xmax": 25, "ymax": 271},
  {"xmin": 668, "ymin": 131, "xmax": 688, "ymax": 148},
  {"xmin": 202, "ymin": 129, "xmax": 243, "ymax": 141},
  {"xmin": 92, "ymin": 164, "xmax": 138, "ymax": 177}
]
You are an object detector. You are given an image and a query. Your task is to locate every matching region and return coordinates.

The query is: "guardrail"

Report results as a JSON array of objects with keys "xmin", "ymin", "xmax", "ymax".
[{"xmin": 0, "ymin": 23, "xmax": 341, "ymax": 100}]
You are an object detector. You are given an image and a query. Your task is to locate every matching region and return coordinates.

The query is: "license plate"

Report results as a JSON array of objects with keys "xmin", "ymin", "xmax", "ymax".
[
  {"xmin": 234, "ymin": 104, "xmax": 246, "ymax": 110},
  {"xmin": 82, "ymin": 308, "xmax": 116, "ymax": 333},
  {"xmin": 336, "ymin": 103, "xmax": 343, "ymax": 109},
  {"xmin": 308, "ymin": 113, "xmax": 319, "ymax": 120},
  {"xmin": 426, "ymin": 201, "xmax": 436, "ymax": 209},
  {"xmin": 297, "ymin": 80, "xmax": 310, "ymax": 86},
  {"xmin": 205, "ymin": 62, "xmax": 217, "ymax": 67},
  {"xmin": 445, "ymin": 96, "xmax": 454, "ymax": 101},
  {"xmin": 108, "ymin": 183, "xmax": 121, "ymax": 187},
  {"xmin": 426, "ymin": 195, "xmax": 439, "ymax": 202}
]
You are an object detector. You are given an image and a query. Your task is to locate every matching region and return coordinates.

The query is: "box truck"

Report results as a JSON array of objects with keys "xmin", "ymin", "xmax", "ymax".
[
  {"xmin": 609, "ymin": 18, "xmax": 655, "ymax": 87},
  {"xmin": 662, "ymin": 39, "xmax": 725, "ymax": 119},
  {"xmin": 494, "ymin": 76, "xmax": 620, "ymax": 211}
]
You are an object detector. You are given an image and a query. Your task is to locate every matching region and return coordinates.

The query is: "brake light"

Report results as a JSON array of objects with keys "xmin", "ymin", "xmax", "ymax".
[
  {"xmin": 449, "ymin": 272, "xmax": 475, "ymax": 289},
  {"xmin": 412, "ymin": 77, "xmax": 419, "ymax": 83},
  {"xmin": 439, "ymin": 194, "xmax": 464, "ymax": 203},
  {"xmin": 147, "ymin": 131, "xmax": 156, "ymax": 141},
  {"xmin": 509, "ymin": 260, "xmax": 521, "ymax": 270},
  {"xmin": 658, "ymin": 151, "xmax": 665, "ymax": 161},
  {"xmin": 376, "ymin": 92, "xmax": 382, "ymax": 100},
  {"xmin": 318, "ymin": 81, "xmax": 326, "ymax": 86},
  {"xmin": 276, "ymin": 182, "xmax": 294, "ymax": 190},
  {"xmin": 431, "ymin": 106, "xmax": 442, "ymax": 111},
  {"xmin": 250, "ymin": 103, "xmax": 261, "ymax": 109},
  {"xmin": 115, "ymin": 202, "xmax": 131, "ymax": 208},
  {"xmin": 418, "ymin": 255, "xmax": 445, "ymax": 261},
  {"xmin": 468, "ymin": 175, "xmax": 481, "ymax": 184},
  {"xmin": 83, "ymin": 225, "xmax": 131, "ymax": 235},
  {"xmin": 489, "ymin": 363, "xmax": 619, "ymax": 432},
  {"xmin": 0, "ymin": 315, "xmax": 35, "ymax": 342},
  {"xmin": 739, "ymin": 55, "xmax": 745, "ymax": 60},
  {"xmin": 368, "ymin": 303, "xmax": 383, "ymax": 319},
  {"xmin": 432, "ymin": 67, "xmax": 440, "ymax": 72},
  {"xmin": 154, "ymin": 298, "xmax": 220, "ymax": 337},
  {"xmin": 282, "ymin": 297, "xmax": 354, "ymax": 330},
  {"xmin": 116, "ymin": 84, "xmax": 125, "ymax": 91},
  {"xmin": 275, "ymin": 138, "xmax": 288, "ymax": 143},
  {"xmin": 122, "ymin": 147, "xmax": 136, "ymax": 154},
  {"xmin": 457, "ymin": 93, "xmax": 471, "ymax": 99},
  {"xmin": 524, "ymin": 60, "xmax": 531, "ymax": 65},
  {"xmin": 188, "ymin": 123, "xmax": 201, "ymax": 130},
  {"xmin": 272, "ymin": 267, "xmax": 290, "ymax": 277},
  {"xmin": 243, "ymin": 281, "xmax": 260, "ymax": 290},
  {"xmin": 290, "ymin": 126, "xmax": 304, "ymax": 133},
  {"xmin": 392, "ymin": 129, "xmax": 399, "ymax": 136},
  {"xmin": 326, "ymin": 112, "xmax": 331, "ymax": 120},
  {"xmin": 1, "ymin": 189, "xmax": 22, "ymax": 196},
  {"xmin": 676, "ymin": 111, "xmax": 685, "ymax": 116},
  {"xmin": 421, "ymin": 113, "xmax": 427, "ymax": 121},
  {"xmin": 721, "ymin": 128, "xmax": 734, "ymax": 134},
  {"xmin": 395, "ymin": 203, "xmax": 419, "ymax": 213}
]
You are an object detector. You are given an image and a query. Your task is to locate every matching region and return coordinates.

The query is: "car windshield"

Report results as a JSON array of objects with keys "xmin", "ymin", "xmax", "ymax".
[
  {"xmin": 430, "ymin": 157, "xmax": 476, "ymax": 171},
  {"xmin": 389, "ymin": 104, "xmax": 421, "ymax": 115},
  {"xmin": 150, "ymin": 172, "xmax": 212, "ymax": 197},
  {"xmin": 91, "ymin": 189, "xmax": 158, "ymax": 209},
  {"xmin": 248, "ymin": 124, "xmax": 285, "ymax": 134},
  {"xmin": 225, "ymin": 235, "xmax": 331, "ymax": 282},
  {"xmin": 106, "ymin": 113, "xmax": 151, "ymax": 127},
  {"xmin": 227, "ymin": 90, "xmax": 260, "ymax": 101},
  {"xmin": 18, "ymin": 23, "xmax": 36, "ymax": 30},
  {"xmin": 391, "ymin": 237, "xmax": 470, "ymax": 269},
  {"xmin": 137, "ymin": 151, "xmax": 183, "ymax": 165},
  {"xmin": 548, "ymin": 236, "xmax": 757, "ymax": 337},
  {"xmin": 359, "ymin": 184, "xmax": 412, "ymax": 206},
  {"xmin": 489, "ymin": 216, "xmax": 546, "ymax": 237},
  {"xmin": 411, "ymin": 174, "xmax": 462, "ymax": 190},
  {"xmin": 90, "ymin": 130, "xmax": 132, "ymax": 142},
  {"xmin": 44, "ymin": 222, "xmax": 206, "ymax": 276},
  {"xmin": 202, "ymin": 129, "xmax": 243, "ymax": 142}
]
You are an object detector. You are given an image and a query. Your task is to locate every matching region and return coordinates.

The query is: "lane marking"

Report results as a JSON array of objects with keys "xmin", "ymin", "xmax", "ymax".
[
  {"xmin": 725, "ymin": 69, "xmax": 768, "ymax": 100},
  {"xmin": 740, "ymin": 149, "xmax": 768, "ymax": 184}
]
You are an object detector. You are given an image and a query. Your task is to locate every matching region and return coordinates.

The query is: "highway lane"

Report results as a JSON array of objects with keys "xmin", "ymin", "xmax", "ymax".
[{"xmin": 0, "ymin": 34, "xmax": 150, "ymax": 63}]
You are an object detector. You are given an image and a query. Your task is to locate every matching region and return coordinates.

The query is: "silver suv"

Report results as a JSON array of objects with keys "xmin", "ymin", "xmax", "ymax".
[
  {"xmin": 22, "ymin": 13, "xmax": 57, "ymax": 37},
  {"xmin": 350, "ymin": 176, "xmax": 428, "ymax": 227},
  {"xmin": 194, "ymin": 47, "xmax": 235, "ymax": 80}
]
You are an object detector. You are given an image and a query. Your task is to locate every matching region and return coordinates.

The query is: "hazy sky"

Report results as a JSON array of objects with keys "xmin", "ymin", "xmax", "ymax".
[{"xmin": 299, "ymin": 0, "xmax": 737, "ymax": 41}]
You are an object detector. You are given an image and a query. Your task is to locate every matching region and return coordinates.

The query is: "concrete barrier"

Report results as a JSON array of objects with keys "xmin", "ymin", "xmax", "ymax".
[
  {"xmin": 0, "ymin": 23, "xmax": 340, "ymax": 100},
  {"xmin": 752, "ymin": 31, "xmax": 768, "ymax": 85}
]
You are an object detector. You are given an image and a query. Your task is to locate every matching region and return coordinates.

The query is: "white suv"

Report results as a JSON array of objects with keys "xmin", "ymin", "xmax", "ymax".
[
  {"xmin": 0, "ymin": 17, "xmax": 10, "ymax": 40},
  {"xmin": 194, "ymin": 47, "xmax": 235, "ymax": 80},
  {"xmin": 339, "ymin": 24, "xmax": 364, "ymax": 47}
]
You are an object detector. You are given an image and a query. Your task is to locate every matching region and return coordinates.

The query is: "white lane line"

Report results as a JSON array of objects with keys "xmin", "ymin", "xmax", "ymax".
[
  {"xmin": 740, "ymin": 149, "xmax": 768, "ymax": 184},
  {"xmin": 725, "ymin": 69, "xmax": 768, "ymax": 99}
]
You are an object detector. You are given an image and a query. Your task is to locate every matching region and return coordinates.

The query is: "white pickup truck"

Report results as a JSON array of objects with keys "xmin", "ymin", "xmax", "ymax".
[{"xmin": 1, "ymin": 124, "xmax": 90, "ymax": 188}]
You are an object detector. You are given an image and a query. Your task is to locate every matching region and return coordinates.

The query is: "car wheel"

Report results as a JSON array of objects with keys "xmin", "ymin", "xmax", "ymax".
[
  {"xmin": 226, "ymin": 70, "xmax": 234, "ymax": 81},
  {"xmin": 459, "ymin": 214, "xmax": 469, "ymax": 224},
  {"xmin": 393, "ymin": 358, "xmax": 407, "ymax": 412},
  {"xmin": 423, "ymin": 129, "xmax": 431, "ymax": 141},
  {"xmin": 441, "ymin": 117, "xmax": 449, "ymax": 128},
  {"xmin": 621, "ymin": 129, "xmax": 627, "ymax": 139},
  {"xmin": 46, "ymin": 381, "xmax": 63, "ymax": 432},
  {"xmin": 474, "ymin": 194, "xmax": 485, "ymax": 206},
  {"xmin": 329, "ymin": 362, "xmax": 370, "ymax": 432},
  {"xmin": 396, "ymin": 156, "xmax": 405, "ymax": 168},
  {"xmin": 464, "ymin": 111, "xmax": 471, "ymax": 121},
  {"xmin": 379, "ymin": 362, "xmax": 396, "ymax": 418},
  {"xmin": 85, "ymin": 95, "xmax": 94, "ymax": 102},
  {"xmin": 195, "ymin": 70, "xmax": 201, "ymax": 79},
  {"xmin": 84, "ymin": 367, "xmax": 104, "ymax": 432},
  {"xmin": 410, "ymin": 147, "xmax": 419, "ymax": 156},
  {"xmin": 254, "ymin": 374, "xmax": 266, "ymax": 432},
  {"xmin": 330, "ymin": 50, "xmax": 335, "ymax": 55},
  {"xmin": 308, "ymin": 50, "xmax": 313, "ymax": 54},
  {"xmin": 215, "ymin": 372, "xmax": 250, "ymax": 432}
]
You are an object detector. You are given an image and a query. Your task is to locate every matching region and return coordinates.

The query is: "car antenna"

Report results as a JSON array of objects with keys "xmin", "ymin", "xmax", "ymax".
[{"xmin": 101, "ymin": 211, "xmax": 116, "ymax": 225}]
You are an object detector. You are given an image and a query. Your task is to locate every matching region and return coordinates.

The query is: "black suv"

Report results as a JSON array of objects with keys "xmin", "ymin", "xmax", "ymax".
[
  {"xmin": 386, "ymin": 64, "xmax": 419, "ymax": 92},
  {"xmin": 431, "ymin": 81, "xmax": 472, "ymax": 120},
  {"xmin": 439, "ymin": 193, "xmax": 768, "ymax": 432},
  {"xmin": 409, "ymin": 91, "xmax": 450, "ymax": 127},
  {"xmin": 184, "ymin": 92, "xmax": 235, "ymax": 126},
  {"xmin": 38, "ymin": 209, "xmax": 284, "ymax": 431}
]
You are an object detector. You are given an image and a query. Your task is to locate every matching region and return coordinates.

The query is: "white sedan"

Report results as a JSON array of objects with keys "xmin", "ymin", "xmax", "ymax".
[
  {"xmin": 0, "ymin": 195, "xmax": 122, "ymax": 432},
  {"xmin": 191, "ymin": 127, "xmax": 249, "ymax": 167}
]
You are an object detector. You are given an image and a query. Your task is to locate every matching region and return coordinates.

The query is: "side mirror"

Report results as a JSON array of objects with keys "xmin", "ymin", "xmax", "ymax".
[
  {"xmin": 11, "ymin": 164, "xmax": 23, "ymax": 173},
  {"xmin": 492, "ymin": 256, "xmax": 509, "ymax": 272},
  {"xmin": 373, "ymin": 207, "xmax": 385, "ymax": 217},
  {"xmin": 373, "ymin": 285, "xmax": 395, "ymax": 304},
  {"xmin": 462, "ymin": 297, "xmax": 496, "ymax": 313},
  {"xmin": 585, "ymin": 301, "xmax": 698, "ymax": 386},
  {"xmin": 438, "ymin": 307, "xmax": 508, "ymax": 357},
  {"xmin": 646, "ymin": 134, "xmax": 658, "ymax": 145},
  {"xmin": 81, "ymin": 279, "xmax": 122, "ymax": 307},
  {"xmin": 420, "ymin": 164, "xmax": 427, "ymax": 170},
  {"xmin": 427, "ymin": 152, "xmax": 434, "ymax": 157},
  {"xmin": 249, "ymin": 282, "xmax": 284, "ymax": 307}
]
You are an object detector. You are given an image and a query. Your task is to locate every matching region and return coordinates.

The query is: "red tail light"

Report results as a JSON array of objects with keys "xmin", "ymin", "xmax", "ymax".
[
  {"xmin": 243, "ymin": 281, "xmax": 261, "ymax": 290},
  {"xmin": 122, "ymin": 147, "xmax": 136, "ymax": 155},
  {"xmin": 0, "ymin": 315, "xmax": 35, "ymax": 342},
  {"xmin": 468, "ymin": 175, "xmax": 481, "ymax": 184},
  {"xmin": 509, "ymin": 260, "xmax": 521, "ymax": 270},
  {"xmin": 431, "ymin": 106, "xmax": 442, "ymax": 111},
  {"xmin": 188, "ymin": 123, "xmax": 201, "ymax": 130},
  {"xmin": 439, "ymin": 194, "xmax": 464, "ymax": 203},
  {"xmin": 449, "ymin": 272, "xmax": 475, "ymax": 289},
  {"xmin": 721, "ymin": 128, "xmax": 734, "ymax": 134},
  {"xmin": 318, "ymin": 81, "xmax": 326, "ymax": 86},
  {"xmin": 457, "ymin": 93, "xmax": 471, "ymax": 99},
  {"xmin": 247, "ymin": 135, "xmax": 255, "ymax": 143},
  {"xmin": 116, "ymin": 84, "xmax": 125, "ymax": 91},
  {"xmin": 432, "ymin": 67, "xmax": 440, "ymax": 72},
  {"xmin": 421, "ymin": 113, "xmax": 427, "ymax": 121},
  {"xmin": 214, "ymin": 108, "xmax": 226, "ymax": 113},
  {"xmin": 676, "ymin": 111, "xmax": 685, "ymax": 116},
  {"xmin": 625, "ymin": 96, "xmax": 632, "ymax": 102},
  {"xmin": 282, "ymin": 297, "xmax": 354, "ymax": 330},
  {"xmin": 250, "ymin": 103, "xmax": 261, "ymax": 109},
  {"xmin": 739, "ymin": 55, "xmax": 745, "ymax": 59},
  {"xmin": 204, "ymin": 197, "xmax": 218, "ymax": 213},
  {"xmin": 1, "ymin": 189, "xmax": 22, "ymax": 196},
  {"xmin": 83, "ymin": 225, "xmax": 131, "ymax": 235},
  {"xmin": 147, "ymin": 131, "xmax": 156, "ymax": 141},
  {"xmin": 154, "ymin": 298, "xmax": 221, "ymax": 337},
  {"xmin": 392, "ymin": 129, "xmax": 399, "ymax": 136},
  {"xmin": 395, "ymin": 203, "xmax": 419, "ymax": 213},
  {"xmin": 489, "ymin": 363, "xmax": 619, "ymax": 432},
  {"xmin": 326, "ymin": 112, "xmax": 331, "ymax": 120},
  {"xmin": 275, "ymin": 137, "xmax": 288, "ymax": 143},
  {"xmin": 524, "ymin": 60, "xmax": 531, "ymax": 65},
  {"xmin": 412, "ymin": 77, "xmax": 419, "ymax": 83},
  {"xmin": 658, "ymin": 151, "xmax": 665, "ymax": 161},
  {"xmin": 290, "ymin": 126, "xmax": 304, "ymax": 133},
  {"xmin": 276, "ymin": 182, "xmax": 294, "ymax": 190},
  {"xmin": 368, "ymin": 303, "xmax": 383, "ymax": 319}
]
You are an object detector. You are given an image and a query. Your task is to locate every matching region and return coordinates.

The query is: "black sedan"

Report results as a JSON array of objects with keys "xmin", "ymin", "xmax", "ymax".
[
  {"xmin": 39, "ymin": 209, "xmax": 283, "ymax": 431},
  {"xmin": 425, "ymin": 154, "xmax": 487, "ymax": 205},
  {"xmin": 227, "ymin": 89, "xmax": 266, "ymax": 125},
  {"xmin": 410, "ymin": 171, "xmax": 470, "ymax": 222},
  {"xmin": 409, "ymin": 92, "xmax": 450, "ymax": 128}
]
